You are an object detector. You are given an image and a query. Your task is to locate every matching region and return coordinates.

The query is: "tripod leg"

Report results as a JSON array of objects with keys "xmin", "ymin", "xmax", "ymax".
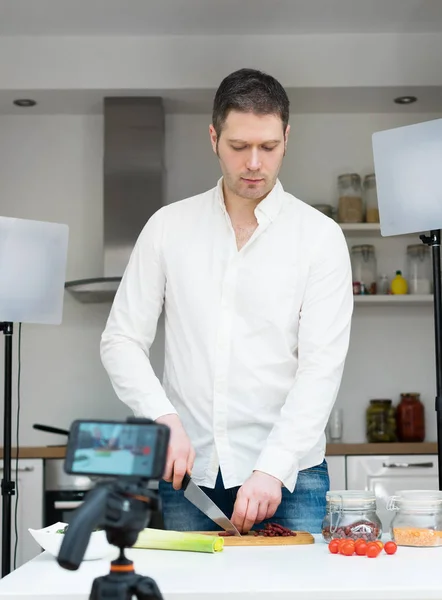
[
  {"xmin": 135, "ymin": 575, "xmax": 164, "ymax": 600},
  {"xmin": 88, "ymin": 568, "xmax": 163, "ymax": 600}
]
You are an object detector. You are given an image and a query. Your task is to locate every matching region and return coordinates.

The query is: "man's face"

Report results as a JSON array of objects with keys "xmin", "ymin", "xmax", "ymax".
[{"xmin": 209, "ymin": 110, "xmax": 289, "ymax": 203}]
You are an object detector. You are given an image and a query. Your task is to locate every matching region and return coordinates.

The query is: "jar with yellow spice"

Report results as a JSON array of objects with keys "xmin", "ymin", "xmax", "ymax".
[
  {"xmin": 388, "ymin": 491, "xmax": 442, "ymax": 547},
  {"xmin": 366, "ymin": 399, "xmax": 397, "ymax": 443}
]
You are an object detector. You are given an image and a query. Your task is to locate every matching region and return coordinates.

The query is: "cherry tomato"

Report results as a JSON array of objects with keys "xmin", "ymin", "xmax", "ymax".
[
  {"xmin": 355, "ymin": 541, "xmax": 367, "ymax": 555},
  {"xmin": 376, "ymin": 540, "xmax": 384, "ymax": 550},
  {"xmin": 354, "ymin": 538, "xmax": 366, "ymax": 546},
  {"xmin": 366, "ymin": 545, "xmax": 381, "ymax": 558},
  {"xmin": 384, "ymin": 541, "xmax": 398, "ymax": 555},
  {"xmin": 341, "ymin": 542, "xmax": 355, "ymax": 556},
  {"xmin": 366, "ymin": 542, "xmax": 380, "ymax": 551},
  {"xmin": 329, "ymin": 540, "xmax": 339, "ymax": 554}
]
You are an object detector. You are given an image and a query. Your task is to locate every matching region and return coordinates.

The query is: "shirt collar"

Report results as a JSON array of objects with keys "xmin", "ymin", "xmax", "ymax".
[{"xmin": 216, "ymin": 177, "xmax": 285, "ymax": 222}]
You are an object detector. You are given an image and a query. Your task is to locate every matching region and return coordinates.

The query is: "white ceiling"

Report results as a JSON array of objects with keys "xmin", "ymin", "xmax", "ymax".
[
  {"xmin": 1, "ymin": 87, "xmax": 441, "ymax": 115},
  {"xmin": 1, "ymin": 0, "xmax": 442, "ymax": 35}
]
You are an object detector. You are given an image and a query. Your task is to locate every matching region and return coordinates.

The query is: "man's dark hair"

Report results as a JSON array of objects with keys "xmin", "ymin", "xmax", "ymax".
[{"xmin": 212, "ymin": 68, "xmax": 290, "ymax": 138}]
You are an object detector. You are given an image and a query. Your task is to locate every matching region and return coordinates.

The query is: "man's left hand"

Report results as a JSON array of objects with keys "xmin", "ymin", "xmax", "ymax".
[{"xmin": 231, "ymin": 471, "xmax": 283, "ymax": 533}]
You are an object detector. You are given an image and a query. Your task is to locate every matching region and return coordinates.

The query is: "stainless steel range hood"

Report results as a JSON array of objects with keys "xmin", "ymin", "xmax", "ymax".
[{"xmin": 65, "ymin": 97, "xmax": 165, "ymax": 303}]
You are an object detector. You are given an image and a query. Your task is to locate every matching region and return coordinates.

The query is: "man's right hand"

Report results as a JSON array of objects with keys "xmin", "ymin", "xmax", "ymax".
[{"xmin": 155, "ymin": 414, "xmax": 195, "ymax": 490}]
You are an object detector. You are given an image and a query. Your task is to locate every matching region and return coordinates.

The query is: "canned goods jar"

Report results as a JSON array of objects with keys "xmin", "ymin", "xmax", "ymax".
[
  {"xmin": 337, "ymin": 173, "xmax": 363, "ymax": 223},
  {"xmin": 396, "ymin": 392, "xmax": 425, "ymax": 443},
  {"xmin": 321, "ymin": 490, "xmax": 382, "ymax": 542},
  {"xmin": 366, "ymin": 399, "xmax": 397, "ymax": 443},
  {"xmin": 388, "ymin": 490, "xmax": 442, "ymax": 547},
  {"xmin": 351, "ymin": 244, "xmax": 377, "ymax": 295},
  {"xmin": 407, "ymin": 244, "xmax": 432, "ymax": 295},
  {"xmin": 363, "ymin": 173, "xmax": 380, "ymax": 223}
]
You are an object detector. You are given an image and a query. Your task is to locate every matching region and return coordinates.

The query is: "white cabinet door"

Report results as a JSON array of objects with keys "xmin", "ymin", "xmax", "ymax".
[
  {"xmin": 0, "ymin": 458, "xmax": 43, "ymax": 569},
  {"xmin": 346, "ymin": 455, "xmax": 439, "ymax": 531},
  {"xmin": 326, "ymin": 456, "xmax": 346, "ymax": 490}
]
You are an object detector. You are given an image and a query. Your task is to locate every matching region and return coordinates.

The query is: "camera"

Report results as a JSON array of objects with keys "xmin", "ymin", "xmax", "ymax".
[{"xmin": 57, "ymin": 417, "xmax": 170, "ymax": 600}]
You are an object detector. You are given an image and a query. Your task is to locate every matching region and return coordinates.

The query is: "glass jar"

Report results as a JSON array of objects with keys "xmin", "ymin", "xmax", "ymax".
[
  {"xmin": 351, "ymin": 244, "xmax": 377, "ymax": 294},
  {"xmin": 366, "ymin": 399, "xmax": 397, "ymax": 442},
  {"xmin": 388, "ymin": 490, "xmax": 442, "ymax": 547},
  {"xmin": 363, "ymin": 173, "xmax": 379, "ymax": 223},
  {"xmin": 322, "ymin": 490, "xmax": 382, "ymax": 543},
  {"xmin": 377, "ymin": 274, "xmax": 390, "ymax": 295},
  {"xmin": 337, "ymin": 173, "xmax": 363, "ymax": 223},
  {"xmin": 407, "ymin": 244, "xmax": 432, "ymax": 295},
  {"xmin": 396, "ymin": 393, "xmax": 425, "ymax": 442},
  {"xmin": 312, "ymin": 204, "xmax": 334, "ymax": 219}
]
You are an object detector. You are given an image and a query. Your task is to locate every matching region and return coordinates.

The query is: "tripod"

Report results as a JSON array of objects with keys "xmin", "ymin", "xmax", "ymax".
[
  {"xmin": 57, "ymin": 424, "xmax": 170, "ymax": 600},
  {"xmin": 90, "ymin": 548, "xmax": 162, "ymax": 600}
]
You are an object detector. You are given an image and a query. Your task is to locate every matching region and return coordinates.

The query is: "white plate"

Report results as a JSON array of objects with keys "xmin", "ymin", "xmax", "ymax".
[{"xmin": 28, "ymin": 521, "xmax": 113, "ymax": 561}]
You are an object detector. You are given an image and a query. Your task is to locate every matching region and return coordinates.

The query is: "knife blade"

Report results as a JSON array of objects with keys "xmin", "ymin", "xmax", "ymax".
[{"xmin": 181, "ymin": 473, "xmax": 241, "ymax": 536}]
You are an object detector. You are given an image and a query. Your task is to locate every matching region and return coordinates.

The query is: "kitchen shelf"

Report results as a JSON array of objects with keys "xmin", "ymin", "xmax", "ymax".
[
  {"xmin": 354, "ymin": 294, "xmax": 433, "ymax": 306},
  {"xmin": 339, "ymin": 223, "xmax": 424, "ymax": 239},
  {"xmin": 340, "ymin": 223, "xmax": 381, "ymax": 235}
]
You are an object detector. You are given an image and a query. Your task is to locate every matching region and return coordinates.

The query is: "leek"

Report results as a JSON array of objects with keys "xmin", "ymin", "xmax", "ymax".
[{"xmin": 133, "ymin": 528, "xmax": 224, "ymax": 553}]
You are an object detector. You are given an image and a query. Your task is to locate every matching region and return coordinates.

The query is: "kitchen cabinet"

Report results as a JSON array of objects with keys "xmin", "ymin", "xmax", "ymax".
[
  {"xmin": 325, "ymin": 455, "xmax": 346, "ymax": 490},
  {"xmin": 0, "ymin": 459, "xmax": 43, "ymax": 570},
  {"xmin": 346, "ymin": 454, "xmax": 439, "ymax": 531}
]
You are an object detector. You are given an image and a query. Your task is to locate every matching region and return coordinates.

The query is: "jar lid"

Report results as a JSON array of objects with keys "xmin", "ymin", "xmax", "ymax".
[
  {"xmin": 388, "ymin": 490, "xmax": 442, "ymax": 511},
  {"xmin": 327, "ymin": 490, "xmax": 376, "ymax": 505},
  {"xmin": 363, "ymin": 173, "xmax": 376, "ymax": 187},
  {"xmin": 369, "ymin": 399, "xmax": 392, "ymax": 405},
  {"xmin": 351, "ymin": 244, "xmax": 375, "ymax": 253},
  {"xmin": 338, "ymin": 173, "xmax": 361, "ymax": 185},
  {"xmin": 407, "ymin": 244, "xmax": 430, "ymax": 256}
]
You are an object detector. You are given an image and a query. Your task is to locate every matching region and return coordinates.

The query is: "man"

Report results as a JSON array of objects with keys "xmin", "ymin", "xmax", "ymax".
[{"xmin": 100, "ymin": 68, "xmax": 353, "ymax": 534}]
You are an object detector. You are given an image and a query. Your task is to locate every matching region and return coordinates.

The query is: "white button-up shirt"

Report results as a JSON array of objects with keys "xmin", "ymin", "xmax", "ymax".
[{"xmin": 100, "ymin": 178, "xmax": 353, "ymax": 492}]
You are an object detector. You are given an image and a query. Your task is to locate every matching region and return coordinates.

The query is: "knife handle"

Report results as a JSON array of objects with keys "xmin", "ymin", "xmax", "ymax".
[{"xmin": 181, "ymin": 472, "xmax": 191, "ymax": 491}]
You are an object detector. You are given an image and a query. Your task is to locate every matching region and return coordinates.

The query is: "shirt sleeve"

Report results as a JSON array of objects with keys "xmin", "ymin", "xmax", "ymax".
[
  {"xmin": 100, "ymin": 208, "xmax": 178, "ymax": 421},
  {"xmin": 253, "ymin": 223, "xmax": 354, "ymax": 492}
]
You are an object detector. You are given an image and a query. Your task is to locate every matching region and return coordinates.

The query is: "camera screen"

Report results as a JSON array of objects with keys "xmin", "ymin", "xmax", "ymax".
[{"xmin": 68, "ymin": 422, "xmax": 160, "ymax": 478}]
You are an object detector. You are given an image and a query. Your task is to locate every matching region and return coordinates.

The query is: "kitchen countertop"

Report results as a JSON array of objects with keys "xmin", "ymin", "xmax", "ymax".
[
  {"xmin": 325, "ymin": 442, "xmax": 438, "ymax": 455},
  {"xmin": 0, "ymin": 535, "xmax": 441, "ymax": 600},
  {"xmin": 0, "ymin": 442, "xmax": 438, "ymax": 459}
]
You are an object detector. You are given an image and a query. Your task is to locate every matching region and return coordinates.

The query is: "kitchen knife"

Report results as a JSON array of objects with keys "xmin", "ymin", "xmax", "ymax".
[{"xmin": 181, "ymin": 473, "xmax": 241, "ymax": 536}]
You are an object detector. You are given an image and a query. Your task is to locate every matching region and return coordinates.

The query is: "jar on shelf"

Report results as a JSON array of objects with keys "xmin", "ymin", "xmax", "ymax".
[
  {"xmin": 312, "ymin": 204, "xmax": 334, "ymax": 219},
  {"xmin": 351, "ymin": 244, "xmax": 377, "ymax": 294},
  {"xmin": 396, "ymin": 392, "xmax": 425, "ymax": 442},
  {"xmin": 366, "ymin": 399, "xmax": 397, "ymax": 443},
  {"xmin": 337, "ymin": 173, "xmax": 363, "ymax": 223},
  {"xmin": 322, "ymin": 490, "xmax": 382, "ymax": 543},
  {"xmin": 363, "ymin": 173, "xmax": 380, "ymax": 223},
  {"xmin": 388, "ymin": 490, "xmax": 442, "ymax": 547},
  {"xmin": 377, "ymin": 274, "xmax": 390, "ymax": 295},
  {"xmin": 407, "ymin": 244, "xmax": 432, "ymax": 295}
]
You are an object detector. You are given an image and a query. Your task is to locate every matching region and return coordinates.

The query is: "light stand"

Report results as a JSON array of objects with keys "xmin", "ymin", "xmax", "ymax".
[
  {"xmin": 419, "ymin": 231, "xmax": 442, "ymax": 488},
  {"xmin": 372, "ymin": 117, "xmax": 442, "ymax": 490},
  {"xmin": 0, "ymin": 322, "xmax": 13, "ymax": 577},
  {"xmin": 0, "ymin": 216, "xmax": 69, "ymax": 577}
]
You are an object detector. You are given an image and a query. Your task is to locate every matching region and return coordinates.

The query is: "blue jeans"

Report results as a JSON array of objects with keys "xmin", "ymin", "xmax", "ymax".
[{"xmin": 158, "ymin": 460, "xmax": 329, "ymax": 533}]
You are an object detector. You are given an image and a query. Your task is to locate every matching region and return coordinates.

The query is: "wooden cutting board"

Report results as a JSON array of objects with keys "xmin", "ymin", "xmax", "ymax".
[{"xmin": 196, "ymin": 531, "xmax": 314, "ymax": 546}]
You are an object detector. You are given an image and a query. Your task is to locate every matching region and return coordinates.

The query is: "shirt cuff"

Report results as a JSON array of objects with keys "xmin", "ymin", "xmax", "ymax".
[{"xmin": 254, "ymin": 448, "xmax": 299, "ymax": 493}]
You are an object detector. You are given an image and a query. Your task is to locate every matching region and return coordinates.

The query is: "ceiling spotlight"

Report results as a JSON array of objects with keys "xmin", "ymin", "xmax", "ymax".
[
  {"xmin": 13, "ymin": 99, "xmax": 37, "ymax": 108},
  {"xmin": 394, "ymin": 96, "xmax": 418, "ymax": 105}
]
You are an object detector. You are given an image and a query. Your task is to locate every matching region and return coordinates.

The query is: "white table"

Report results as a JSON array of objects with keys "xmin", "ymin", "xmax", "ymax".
[{"xmin": 0, "ymin": 536, "xmax": 441, "ymax": 599}]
